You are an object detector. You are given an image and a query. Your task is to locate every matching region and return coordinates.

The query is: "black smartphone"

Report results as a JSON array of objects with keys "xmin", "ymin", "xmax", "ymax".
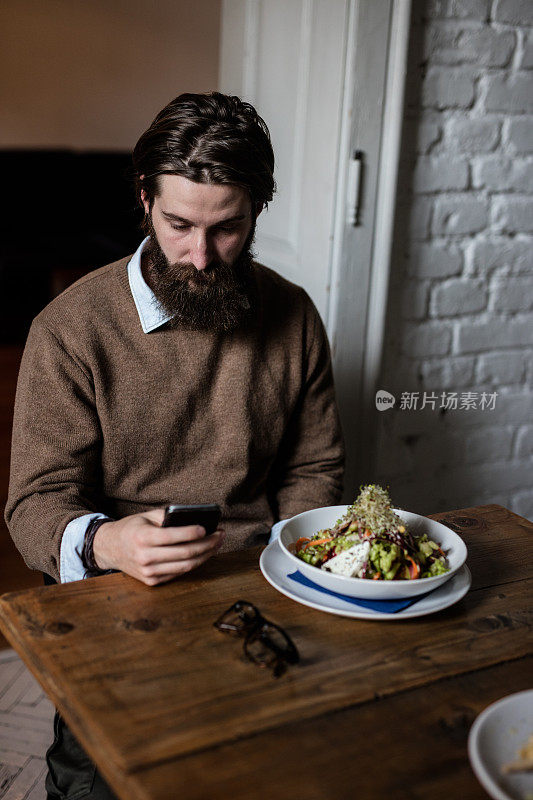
[{"xmin": 162, "ymin": 503, "xmax": 221, "ymax": 536}]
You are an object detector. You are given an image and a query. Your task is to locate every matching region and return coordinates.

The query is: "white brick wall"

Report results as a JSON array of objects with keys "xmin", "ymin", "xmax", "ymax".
[{"xmin": 375, "ymin": 0, "xmax": 533, "ymax": 521}]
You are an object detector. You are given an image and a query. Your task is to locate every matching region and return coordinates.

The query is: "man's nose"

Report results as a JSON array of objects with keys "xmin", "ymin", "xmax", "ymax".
[{"xmin": 189, "ymin": 231, "xmax": 212, "ymax": 271}]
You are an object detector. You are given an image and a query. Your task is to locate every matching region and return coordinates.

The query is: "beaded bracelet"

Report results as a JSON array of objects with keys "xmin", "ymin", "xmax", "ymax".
[{"xmin": 80, "ymin": 516, "xmax": 114, "ymax": 578}]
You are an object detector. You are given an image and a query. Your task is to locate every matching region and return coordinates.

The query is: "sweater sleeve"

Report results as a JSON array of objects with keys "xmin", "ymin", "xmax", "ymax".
[
  {"xmin": 270, "ymin": 298, "xmax": 345, "ymax": 521},
  {"xmin": 5, "ymin": 318, "xmax": 103, "ymax": 581}
]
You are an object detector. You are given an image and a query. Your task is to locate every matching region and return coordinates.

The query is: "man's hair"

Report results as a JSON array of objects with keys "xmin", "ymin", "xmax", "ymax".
[{"xmin": 132, "ymin": 92, "xmax": 276, "ymax": 213}]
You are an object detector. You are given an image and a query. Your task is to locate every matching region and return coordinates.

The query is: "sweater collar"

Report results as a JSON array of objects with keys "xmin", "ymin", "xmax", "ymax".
[{"xmin": 127, "ymin": 237, "xmax": 173, "ymax": 333}]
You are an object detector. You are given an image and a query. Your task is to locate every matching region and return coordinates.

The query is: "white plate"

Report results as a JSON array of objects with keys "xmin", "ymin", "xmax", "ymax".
[
  {"xmin": 260, "ymin": 539, "xmax": 471, "ymax": 620},
  {"xmin": 278, "ymin": 506, "xmax": 468, "ymax": 599},
  {"xmin": 468, "ymin": 690, "xmax": 533, "ymax": 800}
]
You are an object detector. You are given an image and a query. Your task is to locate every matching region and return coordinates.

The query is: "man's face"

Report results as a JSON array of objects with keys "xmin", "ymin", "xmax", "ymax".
[
  {"xmin": 142, "ymin": 175, "xmax": 259, "ymax": 332},
  {"xmin": 143, "ymin": 174, "xmax": 254, "ymax": 272}
]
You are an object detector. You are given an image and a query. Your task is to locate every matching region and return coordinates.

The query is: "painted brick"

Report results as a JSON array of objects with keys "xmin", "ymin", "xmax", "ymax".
[
  {"xmin": 426, "ymin": 25, "xmax": 514, "ymax": 67},
  {"xmin": 431, "ymin": 278, "xmax": 487, "ymax": 316},
  {"xmin": 378, "ymin": 0, "xmax": 532, "ymax": 518},
  {"xmin": 432, "ymin": 462, "xmax": 520, "ymax": 499},
  {"xmin": 466, "ymin": 462, "xmax": 529, "ymax": 494},
  {"xmin": 423, "ymin": 0, "xmax": 449, "ymax": 19},
  {"xmin": 447, "ymin": 0, "xmax": 490, "ymax": 19},
  {"xmin": 476, "ymin": 490, "xmax": 512, "ymax": 509},
  {"xmin": 408, "ymin": 461, "xmax": 530, "ymax": 498},
  {"xmin": 423, "ymin": 0, "xmax": 490, "ymax": 20},
  {"xmin": 378, "ymin": 475, "xmax": 514, "ymax": 519},
  {"xmin": 422, "ymin": 69, "xmax": 476, "ymax": 110},
  {"xmin": 402, "ymin": 321, "xmax": 452, "ymax": 357},
  {"xmin": 522, "ymin": 32, "xmax": 533, "ymax": 69},
  {"xmin": 423, "ymin": 23, "xmax": 461, "ymax": 64},
  {"xmin": 493, "ymin": 197, "xmax": 533, "ymax": 234},
  {"xmin": 407, "ymin": 197, "xmax": 432, "ymax": 240},
  {"xmin": 408, "ymin": 429, "xmax": 467, "ymax": 471},
  {"xmin": 470, "ymin": 238, "xmax": 533, "ymax": 275},
  {"xmin": 423, "ymin": 26, "xmax": 516, "ymax": 67},
  {"xmin": 418, "ymin": 356, "xmax": 476, "ymax": 389},
  {"xmin": 401, "ymin": 280, "xmax": 429, "ymax": 320},
  {"xmin": 458, "ymin": 28, "xmax": 515, "ymax": 67},
  {"xmin": 392, "ymin": 406, "xmax": 441, "ymax": 437},
  {"xmin": 446, "ymin": 118, "xmax": 500, "ymax": 153},
  {"xmin": 494, "ymin": 0, "xmax": 533, "ymax": 25},
  {"xmin": 413, "ymin": 155, "xmax": 469, "ymax": 192},
  {"xmin": 457, "ymin": 317, "xmax": 533, "ymax": 352},
  {"xmin": 490, "ymin": 276, "xmax": 533, "ymax": 312},
  {"xmin": 462, "ymin": 28, "xmax": 515, "ymax": 67},
  {"xmin": 512, "ymin": 490, "xmax": 533, "ymax": 522},
  {"xmin": 464, "ymin": 427, "xmax": 514, "ymax": 463},
  {"xmin": 485, "ymin": 74, "xmax": 533, "ymax": 113},
  {"xmin": 477, "ymin": 351, "xmax": 528, "ymax": 384},
  {"xmin": 433, "ymin": 197, "xmax": 489, "ymax": 235},
  {"xmin": 408, "ymin": 243, "xmax": 463, "ymax": 278},
  {"xmin": 417, "ymin": 119, "xmax": 442, "ymax": 153},
  {"xmin": 374, "ymin": 436, "xmax": 414, "ymax": 479},
  {"xmin": 440, "ymin": 392, "xmax": 533, "ymax": 428},
  {"xmin": 442, "ymin": 356, "xmax": 477, "ymax": 388},
  {"xmin": 515, "ymin": 426, "xmax": 533, "ymax": 458},
  {"xmin": 472, "ymin": 156, "xmax": 533, "ymax": 192},
  {"xmin": 506, "ymin": 119, "xmax": 533, "ymax": 153}
]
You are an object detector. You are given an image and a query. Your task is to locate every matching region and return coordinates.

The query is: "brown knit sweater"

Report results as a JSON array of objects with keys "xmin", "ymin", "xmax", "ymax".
[{"xmin": 5, "ymin": 255, "xmax": 345, "ymax": 581}]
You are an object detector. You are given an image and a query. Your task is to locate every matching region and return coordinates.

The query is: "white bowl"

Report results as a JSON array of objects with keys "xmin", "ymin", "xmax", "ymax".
[
  {"xmin": 278, "ymin": 505, "xmax": 468, "ymax": 599},
  {"xmin": 468, "ymin": 690, "xmax": 533, "ymax": 800}
]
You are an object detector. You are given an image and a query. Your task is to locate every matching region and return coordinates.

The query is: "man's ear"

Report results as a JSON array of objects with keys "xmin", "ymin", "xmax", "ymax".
[{"xmin": 140, "ymin": 184, "xmax": 150, "ymax": 216}]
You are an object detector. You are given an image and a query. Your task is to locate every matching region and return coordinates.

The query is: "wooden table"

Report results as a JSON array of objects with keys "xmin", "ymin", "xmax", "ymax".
[{"xmin": 0, "ymin": 504, "xmax": 531, "ymax": 799}]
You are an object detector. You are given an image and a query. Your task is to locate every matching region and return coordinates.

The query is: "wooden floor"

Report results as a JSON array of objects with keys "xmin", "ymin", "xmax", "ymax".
[{"xmin": 0, "ymin": 347, "xmax": 42, "ymax": 651}]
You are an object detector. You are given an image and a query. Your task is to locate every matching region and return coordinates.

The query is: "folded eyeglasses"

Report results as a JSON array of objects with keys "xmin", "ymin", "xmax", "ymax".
[{"xmin": 214, "ymin": 600, "xmax": 300, "ymax": 678}]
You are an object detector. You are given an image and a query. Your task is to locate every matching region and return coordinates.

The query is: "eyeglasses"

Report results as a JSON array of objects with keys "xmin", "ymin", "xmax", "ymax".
[{"xmin": 214, "ymin": 600, "xmax": 299, "ymax": 678}]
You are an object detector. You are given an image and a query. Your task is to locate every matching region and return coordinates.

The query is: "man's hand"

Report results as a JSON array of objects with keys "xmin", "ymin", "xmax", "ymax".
[{"xmin": 92, "ymin": 508, "xmax": 225, "ymax": 586}]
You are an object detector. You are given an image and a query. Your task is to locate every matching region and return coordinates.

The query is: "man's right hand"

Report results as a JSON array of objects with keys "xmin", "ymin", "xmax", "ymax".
[{"xmin": 92, "ymin": 508, "xmax": 225, "ymax": 586}]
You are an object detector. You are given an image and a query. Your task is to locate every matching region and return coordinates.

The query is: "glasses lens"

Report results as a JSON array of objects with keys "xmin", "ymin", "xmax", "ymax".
[
  {"xmin": 244, "ymin": 623, "xmax": 299, "ymax": 667},
  {"xmin": 214, "ymin": 601, "xmax": 260, "ymax": 636}
]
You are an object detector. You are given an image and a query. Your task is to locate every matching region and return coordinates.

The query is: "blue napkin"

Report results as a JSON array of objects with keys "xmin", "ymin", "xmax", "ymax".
[{"xmin": 287, "ymin": 570, "xmax": 433, "ymax": 613}]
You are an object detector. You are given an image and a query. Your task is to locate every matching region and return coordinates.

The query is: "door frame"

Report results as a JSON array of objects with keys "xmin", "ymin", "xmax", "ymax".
[{"xmin": 327, "ymin": 0, "xmax": 412, "ymax": 497}]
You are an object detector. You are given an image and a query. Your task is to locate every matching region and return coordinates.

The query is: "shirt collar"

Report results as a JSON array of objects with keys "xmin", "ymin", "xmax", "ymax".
[{"xmin": 127, "ymin": 237, "xmax": 173, "ymax": 333}]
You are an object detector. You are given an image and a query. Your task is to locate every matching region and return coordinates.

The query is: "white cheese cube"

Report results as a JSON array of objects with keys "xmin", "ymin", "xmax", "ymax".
[{"xmin": 321, "ymin": 540, "xmax": 370, "ymax": 577}]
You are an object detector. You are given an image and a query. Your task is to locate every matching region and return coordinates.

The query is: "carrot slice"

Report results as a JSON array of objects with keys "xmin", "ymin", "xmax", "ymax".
[
  {"xmin": 295, "ymin": 537, "xmax": 310, "ymax": 550},
  {"xmin": 302, "ymin": 537, "xmax": 333, "ymax": 550},
  {"xmin": 372, "ymin": 572, "xmax": 381, "ymax": 580},
  {"xmin": 407, "ymin": 556, "xmax": 420, "ymax": 579}
]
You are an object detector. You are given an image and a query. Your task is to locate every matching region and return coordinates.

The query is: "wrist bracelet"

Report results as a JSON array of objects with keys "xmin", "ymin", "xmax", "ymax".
[{"xmin": 81, "ymin": 516, "xmax": 114, "ymax": 577}]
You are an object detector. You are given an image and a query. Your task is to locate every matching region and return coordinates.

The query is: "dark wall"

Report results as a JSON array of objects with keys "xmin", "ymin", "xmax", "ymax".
[{"xmin": 0, "ymin": 150, "xmax": 143, "ymax": 343}]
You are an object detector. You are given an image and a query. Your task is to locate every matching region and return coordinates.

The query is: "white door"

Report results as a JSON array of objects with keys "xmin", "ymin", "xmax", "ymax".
[
  {"xmin": 219, "ymin": 0, "xmax": 348, "ymax": 323},
  {"xmin": 219, "ymin": 0, "xmax": 410, "ymax": 496}
]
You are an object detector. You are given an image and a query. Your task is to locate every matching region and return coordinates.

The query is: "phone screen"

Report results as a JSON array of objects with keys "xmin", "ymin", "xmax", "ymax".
[{"xmin": 162, "ymin": 504, "xmax": 221, "ymax": 536}]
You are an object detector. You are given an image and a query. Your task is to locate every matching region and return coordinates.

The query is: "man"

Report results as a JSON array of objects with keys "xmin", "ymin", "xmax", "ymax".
[{"xmin": 6, "ymin": 92, "xmax": 344, "ymax": 797}]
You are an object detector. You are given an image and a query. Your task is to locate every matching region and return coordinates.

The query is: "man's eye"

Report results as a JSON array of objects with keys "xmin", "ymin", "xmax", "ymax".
[
  {"xmin": 217, "ymin": 226, "xmax": 238, "ymax": 234},
  {"xmin": 171, "ymin": 224, "xmax": 189, "ymax": 231}
]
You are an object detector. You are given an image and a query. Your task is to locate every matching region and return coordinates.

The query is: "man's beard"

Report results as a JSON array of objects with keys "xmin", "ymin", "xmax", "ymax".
[{"xmin": 144, "ymin": 221, "xmax": 258, "ymax": 333}]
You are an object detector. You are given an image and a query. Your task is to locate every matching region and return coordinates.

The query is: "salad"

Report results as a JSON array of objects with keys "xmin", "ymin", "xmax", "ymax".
[{"xmin": 292, "ymin": 485, "xmax": 449, "ymax": 581}]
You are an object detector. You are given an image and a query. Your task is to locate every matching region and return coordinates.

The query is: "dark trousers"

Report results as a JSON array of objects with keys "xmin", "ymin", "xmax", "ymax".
[{"xmin": 45, "ymin": 711, "xmax": 118, "ymax": 799}]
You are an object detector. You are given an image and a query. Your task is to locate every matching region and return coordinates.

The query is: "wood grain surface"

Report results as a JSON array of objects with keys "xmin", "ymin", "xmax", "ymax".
[
  {"xmin": 0, "ymin": 504, "xmax": 531, "ymax": 800},
  {"xmin": 136, "ymin": 656, "xmax": 532, "ymax": 800}
]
